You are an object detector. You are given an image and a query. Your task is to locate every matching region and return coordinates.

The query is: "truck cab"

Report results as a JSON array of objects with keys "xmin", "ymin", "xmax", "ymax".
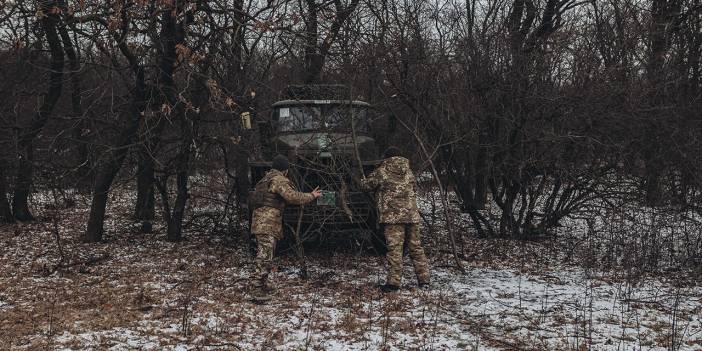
[{"xmin": 249, "ymin": 86, "xmax": 382, "ymax": 247}]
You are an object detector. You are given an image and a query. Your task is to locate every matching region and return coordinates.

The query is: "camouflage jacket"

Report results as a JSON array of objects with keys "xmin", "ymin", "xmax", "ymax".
[
  {"xmin": 359, "ymin": 156, "xmax": 421, "ymax": 224},
  {"xmin": 250, "ymin": 169, "xmax": 315, "ymax": 238}
]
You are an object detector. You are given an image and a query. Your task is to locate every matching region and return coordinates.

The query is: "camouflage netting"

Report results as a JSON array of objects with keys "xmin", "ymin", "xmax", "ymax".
[{"xmin": 284, "ymin": 85, "xmax": 352, "ymax": 101}]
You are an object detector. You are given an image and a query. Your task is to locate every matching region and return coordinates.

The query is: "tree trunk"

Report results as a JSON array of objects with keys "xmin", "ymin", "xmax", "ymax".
[
  {"xmin": 0, "ymin": 160, "xmax": 13, "ymax": 223},
  {"xmin": 160, "ymin": 2, "xmax": 189, "ymax": 242},
  {"xmin": 302, "ymin": 0, "xmax": 360, "ymax": 83},
  {"xmin": 166, "ymin": 168, "xmax": 188, "ymax": 242},
  {"xmin": 58, "ymin": 21, "xmax": 89, "ymax": 182},
  {"xmin": 645, "ymin": 167, "xmax": 663, "ymax": 206},
  {"xmin": 12, "ymin": 7, "xmax": 65, "ymax": 221},
  {"xmin": 134, "ymin": 151, "xmax": 155, "ymax": 223},
  {"xmin": 134, "ymin": 118, "xmax": 165, "ymax": 224},
  {"xmin": 234, "ymin": 144, "xmax": 250, "ymax": 209},
  {"xmin": 82, "ymin": 2, "xmax": 151, "ymax": 242},
  {"xmin": 165, "ymin": 113, "xmax": 192, "ymax": 242},
  {"xmin": 84, "ymin": 171, "xmax": 112, "ymax": 242},
  {"xmin": 303, "ymin": 0, "xmax": 321, "ymax": 83},
  {"xmin": 473, "ymin": 130, "xmax": 489, "ymax": 209},
  {"xmin": 12, "ymin": 144, "xmax": 35, "ymax": 221},
  {"xmin": 230, "ymin": 0, "xmax": 245, "ymax": 86},
  {"xmin": 83, "ymin": 103, "xmax": 143, "ymax": 242},
  {"xmin": 83, "ymin": 65, "xmax": 144, "ymax": 241},
  {"xmin": 643, "ymin": 0, "xmax": 680, "ymax": 206}
]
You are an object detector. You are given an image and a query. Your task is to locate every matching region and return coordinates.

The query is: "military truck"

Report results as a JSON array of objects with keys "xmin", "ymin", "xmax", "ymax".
[{"xmin": 248, "ymin": 85, "xmax": 383, "ymax": 250}]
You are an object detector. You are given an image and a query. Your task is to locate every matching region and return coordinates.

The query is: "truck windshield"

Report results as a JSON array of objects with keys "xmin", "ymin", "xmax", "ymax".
[
  {"xmin": 325, "ymin": 106, "xmax": 370, "ymax": 132},
  {"xmin": 276, "ymin": 104, "xmax": 370, "ymax": 133},
  {"xmin": 277, "ymin": 106, "xmax": 321, "ymax": 132}
]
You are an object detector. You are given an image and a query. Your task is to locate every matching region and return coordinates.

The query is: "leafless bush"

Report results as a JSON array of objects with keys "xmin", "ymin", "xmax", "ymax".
[{"xmin": 0, "ymin": 0, "xmax": 700, "ymax": 276}]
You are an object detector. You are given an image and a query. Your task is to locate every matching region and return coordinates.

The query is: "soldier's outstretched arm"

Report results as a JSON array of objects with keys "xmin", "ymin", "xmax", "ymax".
[
  {"xmin": 276, "ymin": 181, "xmax": 317, "ymax": 205},
  {"xmin": 359, "ymin": 166, "xmax": 384, "ymax": 192}
]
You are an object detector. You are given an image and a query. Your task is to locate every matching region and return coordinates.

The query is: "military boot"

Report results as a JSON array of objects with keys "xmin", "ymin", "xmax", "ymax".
[
  {"xmin": 250, "ymin": 287, "xmax": 272, "ymax": 304},
  {"xmin": 261, "ymin": 279, "xmax": 276, "ymax": 293},
  {"xmin": 379, "ymin": 283, "xmax": 400, "ymax": 293}
]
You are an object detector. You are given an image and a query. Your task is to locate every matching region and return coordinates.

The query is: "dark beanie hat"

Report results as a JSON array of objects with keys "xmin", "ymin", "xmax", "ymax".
[
  {"xmin": 272, "ymin": 154, "xmax": 290, "ymax": 171},
  {"xmin": 383, "ymin": 146, "xmax": 402, "ymax": 158}
]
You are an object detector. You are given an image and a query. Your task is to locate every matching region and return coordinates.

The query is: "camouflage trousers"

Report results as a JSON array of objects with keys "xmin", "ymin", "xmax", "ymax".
[
  {"xmin": 384, "ymin": 224, "xmax": 430, "ymax": 286},
  {"xmin": 251, "ymin": 232, "xmax": 277, "ymax": 290}
]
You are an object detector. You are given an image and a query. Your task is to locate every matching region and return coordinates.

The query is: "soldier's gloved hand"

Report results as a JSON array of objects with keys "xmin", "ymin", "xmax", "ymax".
[
  {"xmin": 352, "ymin": 174, "xmax": 363, "ymax": 186},
  {"xmin": 311, "ymin": 186, "xmax": 323, "ymax": 198}
]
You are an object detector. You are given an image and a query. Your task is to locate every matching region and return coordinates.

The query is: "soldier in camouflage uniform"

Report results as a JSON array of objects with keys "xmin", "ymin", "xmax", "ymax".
[
  {"xmin": 249, "ymin": 155, "xmax": 321, "ymax": 301},
  {"xmin": 359, "ymin": 147, "xmax": 430, "ymax": 292}
]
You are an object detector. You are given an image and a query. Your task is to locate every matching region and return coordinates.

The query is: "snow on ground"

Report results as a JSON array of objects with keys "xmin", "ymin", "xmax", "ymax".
[{"xmin": 1, "ymin": 186, "xmax": 701, "ymax": 350}]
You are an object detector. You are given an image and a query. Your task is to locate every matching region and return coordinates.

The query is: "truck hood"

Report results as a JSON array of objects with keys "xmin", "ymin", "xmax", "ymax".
[{"xmin": 274, "ymin": 133, "xmax": 378, "ymax": 161}]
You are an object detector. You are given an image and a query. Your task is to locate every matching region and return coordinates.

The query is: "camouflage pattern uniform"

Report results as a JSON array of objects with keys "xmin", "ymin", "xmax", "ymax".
[
  {"xmin": 360, "ymin": 156, "xmax": 430, "ymax": 286},
  {"xmin": 250, "ymin": 169, "xmax": 315, "ymax": 292}
]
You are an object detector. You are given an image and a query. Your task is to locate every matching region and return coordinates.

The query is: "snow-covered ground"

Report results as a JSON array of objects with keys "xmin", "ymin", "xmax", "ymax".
[{"xmin": 1, "ymin": 186, "xmax": 701, "ymax": 350}]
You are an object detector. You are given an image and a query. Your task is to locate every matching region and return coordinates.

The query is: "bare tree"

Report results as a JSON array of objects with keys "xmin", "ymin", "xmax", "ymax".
[
  {"xmin": 302, "ymin": 0, "xmax": 360, "ymax": 83},
  {"xmin": 11, "ymin": 1, "xmax": 67, "ymax": 221}
]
